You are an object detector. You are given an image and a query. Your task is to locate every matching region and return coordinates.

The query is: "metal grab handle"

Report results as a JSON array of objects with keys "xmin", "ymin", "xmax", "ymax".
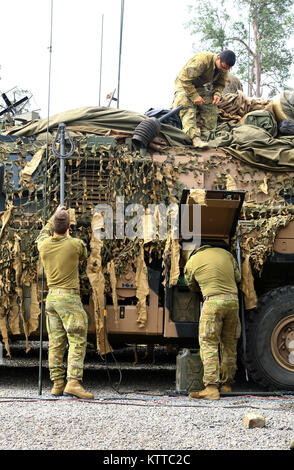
[
  {"xmin": 52, "ymin": 123, "xmax": 75, "ymax": 206},
  {"xmin": 236, "ymin": 237, "xmax": 249, "ymax": 382}
]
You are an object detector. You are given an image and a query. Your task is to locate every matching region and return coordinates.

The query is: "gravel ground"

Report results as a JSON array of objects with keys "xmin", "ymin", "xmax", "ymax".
[{"xmin": 0, "ymin": 342, "xmax": 294, "ymax": 453}]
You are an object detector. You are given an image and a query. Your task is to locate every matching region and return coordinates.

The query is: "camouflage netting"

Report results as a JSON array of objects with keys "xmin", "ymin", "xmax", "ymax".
[
  {"xmin": 1, "ymin": 95, "xmax": 294, "ymax": 355},
  {"xmin": 0, "ymin": 136, "xmax": 182, "ymax": 355}
]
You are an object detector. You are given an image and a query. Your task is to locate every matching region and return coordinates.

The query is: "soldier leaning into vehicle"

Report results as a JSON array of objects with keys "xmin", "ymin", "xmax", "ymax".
[
  {"xmin": 172, "ymin": 50, "xmax": 236, "ymax": 148},
  {"xmin": 36, "ymin": 205, "xmax": 94, "ymax": 399},
  {"xmin": 184, "ymin": 243, "xmax": 241, "ymax": 400}
]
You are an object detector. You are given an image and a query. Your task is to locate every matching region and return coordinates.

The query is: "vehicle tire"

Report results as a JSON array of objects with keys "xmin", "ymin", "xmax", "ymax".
[{"xmin": 245, "ymin": 286, "xmax": 294, "ymax": 390}]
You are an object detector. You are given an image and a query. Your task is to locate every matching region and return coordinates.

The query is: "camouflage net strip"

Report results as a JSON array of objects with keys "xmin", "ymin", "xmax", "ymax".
[{"xmin": 218, "ymin": 91, "xmax": 272, "ymax": 125}]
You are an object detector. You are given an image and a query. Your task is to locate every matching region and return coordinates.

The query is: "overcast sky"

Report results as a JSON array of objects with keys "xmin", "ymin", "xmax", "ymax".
[{"xmin": 0, "ymin": 0, "xmax": 196, "ymax": 119}]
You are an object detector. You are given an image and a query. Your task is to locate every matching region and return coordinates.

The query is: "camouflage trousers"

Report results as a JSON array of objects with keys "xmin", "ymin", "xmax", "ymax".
[
  {"xmin": 199, "ymin": 294, "xmax": 241, "ymax": 387},
  {"xmin": 172, "ymin": 86, "xmax": 218, "ymax": 140},
  {"xmin": 45, "ymin": 290, "xmax": 88, "ymax": 382}
]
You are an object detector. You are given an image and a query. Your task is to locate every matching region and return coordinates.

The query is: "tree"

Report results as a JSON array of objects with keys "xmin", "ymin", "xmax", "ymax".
[{"xmin": 186, "ymin": 0, "xmax": 294, "ymax": 97}]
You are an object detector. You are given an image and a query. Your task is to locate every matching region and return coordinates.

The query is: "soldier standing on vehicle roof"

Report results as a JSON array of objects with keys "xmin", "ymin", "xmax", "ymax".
[
  {"xmin": 184, "ymin": 244, "xmax": 241, "ymax": 400},
  {"xmin": 36, "ymin": 205, "xmax": 94, "ymax": 399},
  {"xmin": 172, "ymin": 50, "xmax": 236, "ymax": 148}
]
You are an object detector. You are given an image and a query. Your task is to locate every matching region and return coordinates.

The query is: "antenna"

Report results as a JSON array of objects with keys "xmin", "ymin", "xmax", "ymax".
[
  {"xmin": 117, "ymin": 0, "xmax": 125, "ymax": 109},
  {"xmin": 38, "ymin": 0, "xmax": 54, "ymax": 397}
]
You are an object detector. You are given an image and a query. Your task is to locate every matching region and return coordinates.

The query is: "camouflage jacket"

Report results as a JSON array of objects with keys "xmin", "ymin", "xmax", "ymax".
[
  {"xmin": 174, "ymin": 52, "xmax": 229, "ymax": 101},
  {"xmin": 184, "ymin": 246, "xmax": 240, "ymax": 298}
]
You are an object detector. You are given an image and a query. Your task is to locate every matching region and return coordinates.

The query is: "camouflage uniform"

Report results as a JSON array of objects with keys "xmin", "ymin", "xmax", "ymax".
[
  {"xmin": 172, "ymin": 52, "xmax": 229, "ymax": 140},
  {"xmin": 184, "ymin": 246, "xmax": 241, "ymax": 387},
  {"xmin": 46, "ymin": 290, "xmax": 88, "ymax": 381},
  {"xmin": 198, "ymin": 294, "xmax": 240, "ymax": 387},
  {"xmin": 37, "ymin": 218, "xmax": 88, "ymax": 382}
]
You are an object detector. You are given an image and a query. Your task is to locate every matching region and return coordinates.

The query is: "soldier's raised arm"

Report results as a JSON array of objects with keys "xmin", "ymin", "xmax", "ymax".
[{"xmin": 36, "ymin": 217, "xmax": 54, "ymax": 248}]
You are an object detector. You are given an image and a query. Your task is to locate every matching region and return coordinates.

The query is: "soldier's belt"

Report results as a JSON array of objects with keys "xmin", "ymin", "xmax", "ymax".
[
  {"xmin": 48, "ymin": 288, "xmax": 80, "ymax": 295},
  {"xmin": 204, "ymin": 293, "xmax": 238, "ymax": 301}
]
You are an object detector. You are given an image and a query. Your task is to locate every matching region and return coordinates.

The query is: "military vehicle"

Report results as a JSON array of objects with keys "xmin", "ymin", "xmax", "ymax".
[{"xmin": 1, "ymin": 90, "xmax": 294, "ymax": 391}]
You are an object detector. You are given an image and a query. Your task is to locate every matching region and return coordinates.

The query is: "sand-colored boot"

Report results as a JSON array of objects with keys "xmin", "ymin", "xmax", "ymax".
[
  {"xmin": 189, "ymin": 385, "xmax": 220, "ymax": 400},
  {"xmin": 51, "ymin": 379, "xmax": 65, "ymax": 396},
  {"xmin": 192, "ymin": 137, "xmax": 208, "ymax": 148},
  {"xmin": 63, "ymin": 379, "xmax": 94, "ymax": 399},
  {"xmin": 220, "ymin": 383, "xmax": 232, "ymax": 393}
]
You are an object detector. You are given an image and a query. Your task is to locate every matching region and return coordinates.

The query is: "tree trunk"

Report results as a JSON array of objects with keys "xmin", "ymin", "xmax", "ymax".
[
  {"xmin": 253, "ymin": 17, "xmax": 262, "ymax": 97},
  {"xmin": 250, "ymin": 64, "xmax": 255, "ymax": 97}
]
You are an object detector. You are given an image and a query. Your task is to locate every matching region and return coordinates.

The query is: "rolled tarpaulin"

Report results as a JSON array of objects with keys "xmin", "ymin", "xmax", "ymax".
[{"xmin": 272, "ymin": 90, "xmax": 294, "ymax": 122}]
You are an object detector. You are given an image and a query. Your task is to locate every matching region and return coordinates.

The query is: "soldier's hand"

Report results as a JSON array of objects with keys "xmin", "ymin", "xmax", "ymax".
[
  {"xmin": 193, "ymin": 96, "xmax": 205, "ymax": 106},
  {"xmin": 56, "ymin": 205, "xmax": 67, "ymax": 212},
  {"xmin": 212, "ymin": 95, "xmax": 220, "ymax": 105}
]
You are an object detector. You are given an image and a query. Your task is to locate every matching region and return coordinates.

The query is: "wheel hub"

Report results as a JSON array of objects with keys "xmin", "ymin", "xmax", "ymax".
[{"xmin": 271, "ymin": 315, "xmax": 294, "ymax": 372}]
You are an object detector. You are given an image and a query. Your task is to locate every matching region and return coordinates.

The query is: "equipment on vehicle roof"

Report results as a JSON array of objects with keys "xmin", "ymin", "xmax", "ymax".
[{"xmin": 132, "ymin": 105, "xmax": 183, "ymax": 148}]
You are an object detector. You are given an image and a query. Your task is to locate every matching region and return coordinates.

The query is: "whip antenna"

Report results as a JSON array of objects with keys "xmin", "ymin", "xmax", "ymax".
[
  {"xmin": 38, "ymin": 0, "xmax": 54, "ymax": 396},
  {"xmin": 117, "ymin": 0, "xmax": 124, "ymax": 108}
]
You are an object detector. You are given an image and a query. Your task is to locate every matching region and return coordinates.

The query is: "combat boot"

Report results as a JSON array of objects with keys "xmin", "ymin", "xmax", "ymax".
[
  {"xmin": 192, "ymin": 137, "xmax": 208, "ymax": 148},
  {"xmin": 51, "ymin": 379, "xmax": 65, "ymax": 396},
  {"xmin": 220, "ymin": 383, "xmax": 232, "ymax": 393},
  {"xmin": 189, "ymin": 385, "xmax": 220, "ymax": 400},
  {"xmin": 63, "ymin": 379, "xmax": 94, "ymax": 399}
]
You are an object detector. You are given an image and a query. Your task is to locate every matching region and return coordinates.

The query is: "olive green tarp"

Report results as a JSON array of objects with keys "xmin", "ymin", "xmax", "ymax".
[
  {"xmin": 3, "ymin": 106, "xmax": 192, "ymax": 147},
  {"xmin": 206, "ymin": 123, "xmax": 294, "ymax": 172},
  {"xmin": 279, "ymin": 90, "xmax": 294, "ymax": 120},
  {"xmin": 4, "ymin": 101, "xmax": 294, "ymax": 172},
  {"xmin": 243, "ymin": 110, "xmax": 278, "ymax": 136},
  {"xmin": 209, "ymin": 91, "xmax": 294, "ymax": 172}
]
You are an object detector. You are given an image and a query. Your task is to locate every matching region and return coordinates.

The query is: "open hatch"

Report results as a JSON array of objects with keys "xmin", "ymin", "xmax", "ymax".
[
  {"xmin": 180, "ymin": 189, "xmax": 246, "ymax": 246},
  {"xmin": 164, "ymin": 189, "xmax": 245, "ymax": 340}
]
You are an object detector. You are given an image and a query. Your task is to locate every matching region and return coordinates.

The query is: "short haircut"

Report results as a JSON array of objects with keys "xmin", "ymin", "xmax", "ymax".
[
  {"xmin": 219, "ymin": 50, "xmax": 236, "ymax": 66},
  {"xmin": 52, "ymin": 210, "xmax": 70, "ymax": 235}
]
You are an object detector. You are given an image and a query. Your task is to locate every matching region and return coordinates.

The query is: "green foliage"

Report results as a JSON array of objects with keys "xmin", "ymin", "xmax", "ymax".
[
  {"xmin": 186, "ymin": 0, "xmax": 294, "ymax": 97},
  {"xmin": 187, "ymin": 0, "xmax": 230, "ymax": 50}
]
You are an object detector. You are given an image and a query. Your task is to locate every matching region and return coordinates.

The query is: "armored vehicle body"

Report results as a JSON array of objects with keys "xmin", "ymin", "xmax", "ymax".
[{"xmin": 1, "ymin": 92, "xmax": 294, "ymax": 391}]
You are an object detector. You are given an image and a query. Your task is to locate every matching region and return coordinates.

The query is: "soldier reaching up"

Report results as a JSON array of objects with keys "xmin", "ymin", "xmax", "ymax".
[{"xmin": 37, "ymin": 205, "xmax": 94, "ymax": 399}]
